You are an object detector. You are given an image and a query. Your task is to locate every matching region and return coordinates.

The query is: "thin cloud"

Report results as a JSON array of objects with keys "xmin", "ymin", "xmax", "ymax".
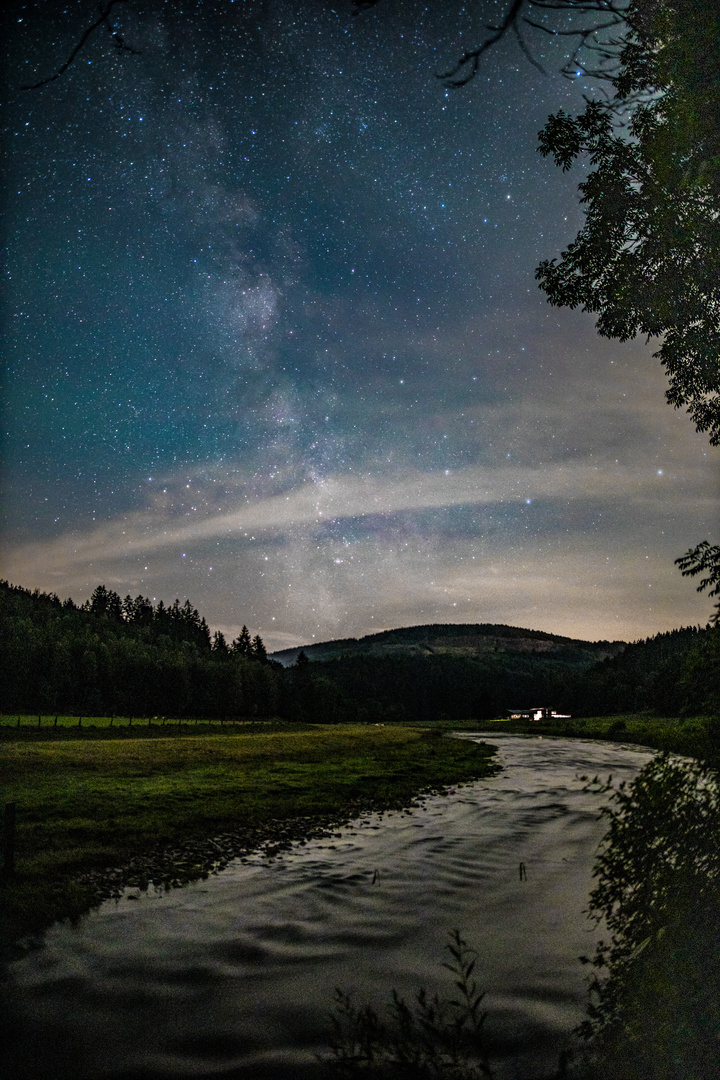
[{"xmin": 2, "ymin": 460, "xmax": 701, "ymax": 583}]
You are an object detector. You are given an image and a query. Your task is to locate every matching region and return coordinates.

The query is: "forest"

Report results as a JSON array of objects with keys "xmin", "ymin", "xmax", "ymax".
[{"xmin": 2, "ymin": 579, "xmax": 717, "ymax": 724}]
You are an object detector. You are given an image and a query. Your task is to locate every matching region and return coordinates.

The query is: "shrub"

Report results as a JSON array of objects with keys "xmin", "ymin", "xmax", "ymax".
[{"xmin": 578, "ymin": 755, "xmax": 720, "ymax": 1078}]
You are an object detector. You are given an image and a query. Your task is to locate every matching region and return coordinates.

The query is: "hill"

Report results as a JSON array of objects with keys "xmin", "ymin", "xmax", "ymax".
[
  {"xmin": 269, "ymin": 623, "xmax": 625, "ymax": 667},
  {"xmin": 271, "ymin": 622, "xmax": 716, "ymax": 725},
  {"xmin": 3, "ymin": 578, "xmax": 714, "ymax": 725}
]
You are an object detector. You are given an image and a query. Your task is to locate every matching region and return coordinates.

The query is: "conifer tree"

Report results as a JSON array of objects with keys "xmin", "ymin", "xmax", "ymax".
[
  {"xmin": 252, "ymin": 634, "xmax": 267, "ymax": 663},
  {"xmin": 232, "ymin": 625, "xmax": 253, "ymax": 657}
]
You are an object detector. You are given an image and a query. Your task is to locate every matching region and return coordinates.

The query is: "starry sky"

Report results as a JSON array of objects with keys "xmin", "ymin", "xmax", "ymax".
[{"xmin": 2, "ymin": 0, "xmax": 717, "ymax": 649}]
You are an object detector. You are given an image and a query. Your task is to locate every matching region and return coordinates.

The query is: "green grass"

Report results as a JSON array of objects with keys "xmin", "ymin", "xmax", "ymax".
[
  {"xmin": 0, "ymin": 723, "xmax": 498, "ymax": 943},
  {"xmin": 477, "ymin": 713, "xmax": 716, "ymax": 758},
  {"xmin": 0, "ymin": 712, "xmax": 266, "ymax": 730},
  {"xmin": 3, "ymin": 713, "xmax": 715, "ymax": 758},
  {"xmin": 412, "ymin": 713, "xmax": 717, "ymax": 759}
]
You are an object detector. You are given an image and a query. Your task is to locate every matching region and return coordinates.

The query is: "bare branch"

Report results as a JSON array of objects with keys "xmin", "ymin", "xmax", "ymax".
[
  {"xmin": 523, "ymin": 17, "xmax": 622, "ymax": 37},
  {"xmin": 21, "ymin": 0, "xmax": 634, "ymax": 97},
  {"xmin": 513, "ymin": 18, "xmax": 548, "ymax": 75},
  {"xmin": 434, "ymin": 0, "xmax": 630, "ymax": 89},
  {"xmin": 20, "ymin": 0, "xmax": 138, "ymax": 92},
  {"xmin": 438, "ymin": 0, "xmax": 526, "ymax": 87}
]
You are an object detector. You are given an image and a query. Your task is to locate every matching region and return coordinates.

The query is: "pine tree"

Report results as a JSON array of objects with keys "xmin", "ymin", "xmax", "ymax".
[
  {"xmin": 252, "ymin": 634, "xmax": 267, "ymax": 663},
  {"xmin": 232, "ymin": 625, "xmax": 253, "ymax": 657}
]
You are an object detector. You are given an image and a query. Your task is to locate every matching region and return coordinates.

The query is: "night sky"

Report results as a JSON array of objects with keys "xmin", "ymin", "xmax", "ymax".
[{"xmin": 2, "ymin": 1, "xmax": 717, "ymax": 649}]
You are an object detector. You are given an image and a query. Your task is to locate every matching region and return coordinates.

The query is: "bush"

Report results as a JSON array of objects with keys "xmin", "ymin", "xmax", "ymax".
[{"xmin": 577, "ymin": 755, "xmax": 720, "ymax": 1079}]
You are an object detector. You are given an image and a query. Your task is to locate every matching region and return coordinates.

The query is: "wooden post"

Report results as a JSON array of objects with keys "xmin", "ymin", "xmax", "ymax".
[{"xmin": 3, "ymin": 803, "xmax": 16, "ymax": 879}]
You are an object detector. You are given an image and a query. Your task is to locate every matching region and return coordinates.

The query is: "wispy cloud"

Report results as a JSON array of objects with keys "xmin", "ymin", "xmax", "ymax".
[{"xmin": 3, "ymin": 459, "xmax": 706, "ymax": 582}]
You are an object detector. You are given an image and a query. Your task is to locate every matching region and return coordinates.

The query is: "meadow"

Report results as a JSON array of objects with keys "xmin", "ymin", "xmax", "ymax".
[
  {"xmin": 426, "ymin": 712, "xmax": 718, "ymax": 759},
  {"xmin": 0, "ymin": 712, "xmax": 265, "ymax": 732}
]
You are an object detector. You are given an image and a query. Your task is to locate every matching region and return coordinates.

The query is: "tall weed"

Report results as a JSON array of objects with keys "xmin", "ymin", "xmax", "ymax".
[{"xmin": 324, "ymin": 930, "xmax": 494, "ymax": 1078}]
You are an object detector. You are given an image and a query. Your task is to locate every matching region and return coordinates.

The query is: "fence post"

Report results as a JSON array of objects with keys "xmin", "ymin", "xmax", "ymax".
[{"xmin": 3, "ymin": 802, "xmax": 16, "ymax": 879}]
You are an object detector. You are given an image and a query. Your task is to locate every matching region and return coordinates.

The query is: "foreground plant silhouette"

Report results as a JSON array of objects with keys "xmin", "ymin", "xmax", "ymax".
[
  {"xmin": 324, "ymin": 753, "xmax": 720, "ymax": 1079},
  {"xmin": 577, "ymin": 753, "xmax": 720, "ymax": 1079},
  {"xmin": 324, "ymin": 929, "xmax": 495, "ymax": 1078}
]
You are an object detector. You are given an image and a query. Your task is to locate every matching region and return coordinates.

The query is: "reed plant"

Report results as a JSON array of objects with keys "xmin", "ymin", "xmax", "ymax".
[{"xmin": 324, "ymin": 930, "xmax": 495, "ymax": 1079}]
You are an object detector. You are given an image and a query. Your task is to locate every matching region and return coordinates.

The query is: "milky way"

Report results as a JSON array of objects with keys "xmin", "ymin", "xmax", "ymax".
[{"xmin": 2, "ymin": 1, "xmax": 717, "ymax": 648}]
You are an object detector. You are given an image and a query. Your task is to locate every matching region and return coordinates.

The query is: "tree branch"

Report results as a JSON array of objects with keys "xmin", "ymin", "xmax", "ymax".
[
  {"xmin": 437, "ymin": 0, "xmax": 527, "ymax": 87},
  {"xmin": 20, "ymin": 0, "xmax": 138, "ymax": 92}
]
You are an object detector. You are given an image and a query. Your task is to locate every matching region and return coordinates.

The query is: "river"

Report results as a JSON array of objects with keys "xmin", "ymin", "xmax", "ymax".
[{"xmin": 1, "ymin": 735, "xmax": 653, "ymax": 1079}]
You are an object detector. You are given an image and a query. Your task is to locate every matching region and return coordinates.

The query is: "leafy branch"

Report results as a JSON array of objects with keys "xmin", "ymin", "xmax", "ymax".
[
  {"xmin": 577, "ymin": 754, "xmax": 720, "ymax": 1073},
  {"xmin": 675, "ymin": 540, "xmax": 720, "ymax": 624}
]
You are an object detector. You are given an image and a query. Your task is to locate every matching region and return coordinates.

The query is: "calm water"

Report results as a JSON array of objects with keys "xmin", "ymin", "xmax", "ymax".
[{"xmin": 1, "ymin": 735, "xmax": 652, "ymax": 1079}]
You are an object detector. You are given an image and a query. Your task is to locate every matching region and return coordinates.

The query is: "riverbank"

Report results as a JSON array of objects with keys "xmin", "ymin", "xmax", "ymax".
[
  {"xmin": 2, "ymin": 735, "xmax": 655, "ymax": 1080},
  {"xmin": 422, "ymin": 712, "xmax": 718, "ymax": 760},
  {"xmin": 0, "ymin": 723, "xmax": 498, "ymax": 952}
]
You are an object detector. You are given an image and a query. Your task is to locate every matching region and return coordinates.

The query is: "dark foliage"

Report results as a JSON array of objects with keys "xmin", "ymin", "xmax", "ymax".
[
  {"xmin": 298, "ymin": 625, "xmax": 716, "ymax": 724},
  {"xmin": 2, "ymin": 579, "xmax": 716, "ymax": 723},
  {"xmin": 0, "ymin": 580, "xmax": 277, "ymax": 719},
  {"xmin": 557, "ymin": 625, "xmax": 719, "ymax": 718},
  {"xmin": 578, "ymin": 755, "xmax": 720, "ymax": 1078},
  {"xmin": 307, "ymin": 650, "xmax": 575, "ymax": 725},
  {"xmin": 676, "ymin": 540, "xmax": 720, "ymax": 625},
  {"xmin": 537, "ymin": 1, "xmax": 720, "ymax": 444},
  {"xmin": 325, "ymin": 930, "xmax": 494, "ymax": 1078}
]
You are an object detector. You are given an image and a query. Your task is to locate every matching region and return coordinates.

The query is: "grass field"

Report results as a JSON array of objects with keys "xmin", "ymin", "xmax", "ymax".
[
  {"xmin": 0, "ymin": 722, "xmax": 498, "ymax": 945},
  {"xmin": 1, "ymin": 712, "xmax": 715, "ymax": 757},
  {"xmin": 475, "ymin": 712, "xmax": 717, "ymax": 758},
  {"xmin": 411, "ymin": 712, "xmax": 717, "ymax": 759},
  {"xmin": 0, "ymin": 712, "xmax": 262, "ymax": 730}
]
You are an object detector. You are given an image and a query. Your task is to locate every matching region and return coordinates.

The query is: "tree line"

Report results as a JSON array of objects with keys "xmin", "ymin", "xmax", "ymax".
[
  {"xmin": 0, "ymin": 580, "xmax": 277, "ymax": 720},
  {"xmin": 2, "ymin": 579, "xmax": 716, "ymax": 723}
]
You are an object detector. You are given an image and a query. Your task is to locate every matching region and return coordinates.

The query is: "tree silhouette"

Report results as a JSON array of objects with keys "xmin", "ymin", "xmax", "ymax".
[
  {"xmin": 15, "ymin": 1, "xmax": 632, "ymax": 96},
  {"xmin": 536, "ymin": 2, "xmax": 720, "ymax": 444},
  {"xmin": 536, "ymin": 1, "xmax": 719, "ymax": 619},
  {"xmin": 87, "ymin": 584, "xmax": 123, "ymax": 621},
  {"xmin": 232, "ymin": 625, "xmax": 253, "ymax": 657},
  {"xmin": 122, "ymin": 594, "xmax": 154, "ymax": 626},
  {"xmin": 676, "ymin": 541, "xmax": 720, "ymax": 625},
  {"xmin": 252, "ymin": 634, "xmax": 268, "ymax": 663}
]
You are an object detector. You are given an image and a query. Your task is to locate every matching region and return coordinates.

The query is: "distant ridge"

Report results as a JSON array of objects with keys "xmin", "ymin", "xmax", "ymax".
[{"xmin": 269, "ymin": 623, "xmax": 625, "ymax": 666}]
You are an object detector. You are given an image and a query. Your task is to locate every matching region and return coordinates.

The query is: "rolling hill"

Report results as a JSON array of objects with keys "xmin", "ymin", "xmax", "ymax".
[{"xmin": 269, "ymin": 622, "xmax": 625, "ymax": 666}]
